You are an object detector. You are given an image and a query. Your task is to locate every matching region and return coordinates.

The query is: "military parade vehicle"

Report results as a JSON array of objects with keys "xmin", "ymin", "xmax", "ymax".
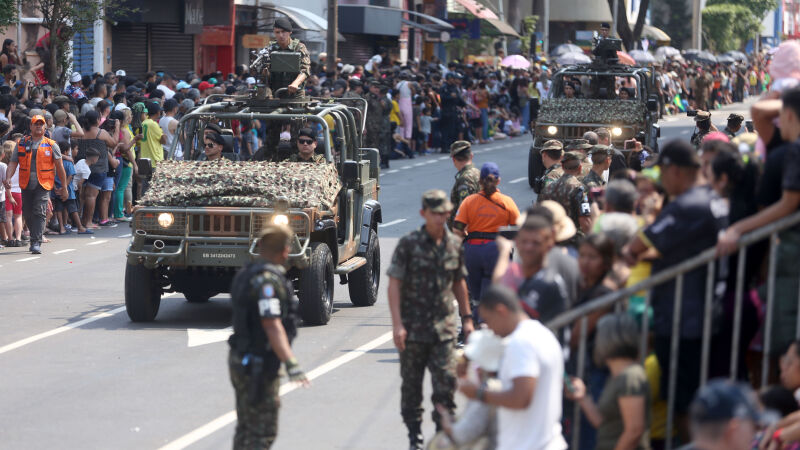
[
  {"xmin": 124, "ymin": 69, "xmax": 381, "ymax": 326},
  {"xmin": 528, "ymin": 37, "xmax": 661, "ymax": 190}
]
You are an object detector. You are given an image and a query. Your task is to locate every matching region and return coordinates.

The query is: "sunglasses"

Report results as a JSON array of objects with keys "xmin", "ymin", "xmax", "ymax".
[
  {"xmin": 298, "ymin": 138, "xmax": 314, "ymax": 145},
  {"xmin": 204, "ymin": 142, "xmax": 216, "ymax": 148}
]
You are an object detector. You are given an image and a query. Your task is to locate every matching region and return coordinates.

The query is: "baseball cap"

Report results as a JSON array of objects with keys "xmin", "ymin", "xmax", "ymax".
[
  {"xmin": 115, "ymin": 69, "xmax": 126, "ymax": 77},
  {"xmin": 589, "ymin": 144, "xmax": 612, "ymax": 156},
  {"xmin": 297, "ymin": 127, "xmax": 316, "ymax": 140},
  {"xmin": 656, "ymin": 139, "xmax": 701, "ymax": 168},
  {"xmin": 690, "ymin": 379, "xmax": 764, "ymax": 424},
  {"xmin": 567, "ymin": 139, "xmax": 592, "ymax": 151},
  {"xmin": 245, "ymin": 77, "xmax": 256, "ymax": 85},
  {"xmin": 70, "ymin": 72, "xmax": 82, "ymax": 83},
  {"xmin": 450, "ymin": 140, "xmax": 472, "ymax": 157},
  {"xmin": 30, "ymin": 115, "xmax": 46, "ymax": 125},
  {"xmin": 198, "ymin": 81, "xmax": 213, "ymax": 91},
  {"xmin": 208, "ymin": 77, "xmax": 218, "ymax": 85},
  {"xmin": 176, "ymin": 81, "xmax": 191, "ymax": 90},
  {"xmin": 694, "ymin": 110, "xmax": 711, "ymax": 122},
  {"xmin": 421, "ymin": 189, "xmax": 453, "ymax": 213},
  {"xmin": 53, "ymin": 95, "xmax": 72, "ymax": 105},
  {"xmin": 561, "ymin": 151, "xmax": 583, "ymax": 164},
  {"xmin": 53, "ymin": 109, "xmax": 67, "ymax": 123},
  {"xmin": 727, "ymin": 113, "xmax": 744, "ymax": 123},
  {"xmin": 273, "ymin": 17, "xmax": 293, "ymax": 32},
  {"xmin": 114, "ymin": 103, "xmax": 130, "ymax": 112},
  {"xmin": 480, "ymin": 162, "xmax": 500, "ymax": 179},
  {"xmin": 542, "ymin": 140, "xmax": 564, "ymax": 151}
]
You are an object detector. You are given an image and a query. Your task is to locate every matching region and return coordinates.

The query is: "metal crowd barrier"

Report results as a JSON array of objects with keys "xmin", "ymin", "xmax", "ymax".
[{"xmin": 546, "ymin": 210, "xmax": 800, "ymax": 450}]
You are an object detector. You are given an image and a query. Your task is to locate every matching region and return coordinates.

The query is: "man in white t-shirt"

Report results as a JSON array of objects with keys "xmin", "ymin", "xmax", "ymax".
[
  {"xmin": 157, "ymin": 72, "xmax": 177, "ymax": 100},
  {"xmin": 159, "ymin": 98, "xmax": 181, "ymax": 159},
  {"xmin": 459, "ymin": 285, "xmax": 567, "ymax": 450},
  {"xmin": 364, "ymin": 48, "xmax": 387, "ymax": 77}
]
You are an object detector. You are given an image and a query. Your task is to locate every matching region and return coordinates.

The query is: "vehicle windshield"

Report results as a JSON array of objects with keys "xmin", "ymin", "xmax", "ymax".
[{"xmin": 551, "ymin": 71, "xmax": 647, "ymax": 100}]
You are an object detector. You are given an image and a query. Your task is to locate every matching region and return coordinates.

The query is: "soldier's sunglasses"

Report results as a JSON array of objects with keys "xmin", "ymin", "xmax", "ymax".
[
  {"xmin": 298, "ymin": 139, "xmax": 314, "ymax": 145},
  {"xmin": 204, "ymin": 143, "xmax": 215, "ymax": 148}
]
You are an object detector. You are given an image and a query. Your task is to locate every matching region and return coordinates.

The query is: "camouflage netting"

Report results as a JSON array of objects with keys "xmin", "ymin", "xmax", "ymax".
[
  {"xmin": 140, "ymin": 160, "xmax": 341, "ymax": 210},
  {"xmin": 539, "ymin": 98, "xmax": 646, "ymax": 124}
]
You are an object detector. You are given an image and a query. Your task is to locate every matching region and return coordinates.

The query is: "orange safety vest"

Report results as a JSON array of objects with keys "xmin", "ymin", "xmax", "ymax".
[{"xmin": 17, "ymin": 135, "xmax": 57, "ymax": 191}]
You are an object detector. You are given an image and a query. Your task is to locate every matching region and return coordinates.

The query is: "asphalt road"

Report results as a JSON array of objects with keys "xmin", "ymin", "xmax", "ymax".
[{"xmin": 0, "ymin": 98, "xmax": 755, "ymax": 449}]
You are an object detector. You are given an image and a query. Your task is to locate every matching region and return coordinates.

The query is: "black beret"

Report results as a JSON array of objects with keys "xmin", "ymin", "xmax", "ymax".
[
  {"xmin": 273, "ymin": 17, "xmax": 292, "ymax": 32},
  {"xmin": 298, "ymin": 127, "xmax": 316, "ymax": 139}
]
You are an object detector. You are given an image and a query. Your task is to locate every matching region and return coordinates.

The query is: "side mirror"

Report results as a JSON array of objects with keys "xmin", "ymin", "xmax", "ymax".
[
  {"xmin": 137, "ymin": 158, "xmax": 153, "ymax": 179},
  {"xmin": 342, "ymin": 160, "xmax": 359, "ymax": 184},
  {"xmin": 647, "ymin": 96, "xmax": 658, "ymax": 112},
  {"xmin": 653, "ymin": 124, "xmax": 661, "ymax": 138}
]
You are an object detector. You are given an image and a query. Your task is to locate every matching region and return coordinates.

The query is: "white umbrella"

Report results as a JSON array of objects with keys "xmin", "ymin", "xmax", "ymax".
[
  {"xmin": 556, "ymin": 51, "xmax": 592, "ymax": 65},
  {"xmin": 552, "ymin": 43, "xmax": 583, "ymax": 57},
  {"xmin": 629, "ymin": 49, "xmax": 655, "ymax": 64},
  {"xmin": 655, "ymin": 46, "xmax": 681, "ymax": 60}
]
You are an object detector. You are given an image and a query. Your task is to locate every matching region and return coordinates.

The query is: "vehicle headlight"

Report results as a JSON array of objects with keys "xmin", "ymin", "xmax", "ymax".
[
  {"xmin": 611, "ymin": 127, "xmax": 623, "ymax": 137},
  {"xmin": 272, "ymin": 214, "xmax": 289, "ymax": 226},
  {"xmin": 547, "ymin": 126, "xmax": 558, "ymax": 135},
  {"xmin": 157, "ymin": 213, "xmax": 174, "ymax": 228}
]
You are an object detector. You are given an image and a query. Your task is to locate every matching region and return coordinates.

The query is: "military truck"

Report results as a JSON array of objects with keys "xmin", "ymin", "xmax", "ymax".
[
  {"xmin": 124, "ymin": 91, "xmax": 382, "ymax": 326},
  {"xmin": 528, "ymin": 62, "xmax": 661, "ymax": 190}
]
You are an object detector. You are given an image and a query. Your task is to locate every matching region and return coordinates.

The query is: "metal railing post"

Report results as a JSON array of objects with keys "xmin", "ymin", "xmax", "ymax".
[
  {"xmin": 572, "ymin": 316, "xmax": 589, "ymax": 450},
  {"xmin": 639, "ymin": 291, "xmax": 651, "ymax": 365},
  {"xmin": 730, "ymin": 248, "xmax": 747, "ymax": 379},
  {"xmin": 701, "ymin": 260, "xmax": 715, "ymax": 387},
  {"xmin": 665, "ymin": 274, "xmax": 684, "ymax": 450},
  {"xmin": 762, "ymin": 233, "xmax": 779, "ymax": 389}
]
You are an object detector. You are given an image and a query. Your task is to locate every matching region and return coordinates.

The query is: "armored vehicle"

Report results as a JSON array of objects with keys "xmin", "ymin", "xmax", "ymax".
[
  {"xmin": 528, "ymin": 61, "xmax": 661, "ymax": 190},
  {"xmin": 124, "ymin": 89, "xmax": 381, "ymax": 326}
]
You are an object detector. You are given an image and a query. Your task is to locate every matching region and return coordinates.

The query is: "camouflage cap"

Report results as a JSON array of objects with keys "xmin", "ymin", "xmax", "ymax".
[
  {"xmin": 727, "ymin": 113, "xmax": 744, "ymax": 123},
  {"xmin": 450, "ymin": 140, "xmax": 472, "ymax": 157},
  {"xmin": 567, "ymin": 139, "xmax": 592, "ymax": 150},
  {"xmin": 561, "ymin": 151, "xmax": 583, "ymax": 164},
  {"xmin": 422, "ymin": 189, "xmax": 453, "ymax": 213},
  {"xmin": 694, "ymin": 110, "xmax": 711, "ymax": 121},
  {"xmin": 589, "ymin": 144, "xmax": 612, "ymax": 156},
  {"xmin": 542, "ymin": 140, "xmax": 564, "ymax": 151}
]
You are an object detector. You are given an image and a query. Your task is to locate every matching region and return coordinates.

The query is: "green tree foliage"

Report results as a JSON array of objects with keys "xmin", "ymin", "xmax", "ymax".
[
  {"xmin": 707, "ymin": 0, "xmax": 778, "ymax": 20},
  {"xmin": 519, "ymin": 15, "xmax": 538, "ymax": 57},
  {"xmin": 0, "ymin": 0, "xmax": 18, "ymax": 31},
  {"xmin": 651, "ymin": 0, "xmax": 691, "ymax": 48},
  {"xmin": 28, "ymin": 0, "xmax": 135, "ymax": 87},
  {"xmin": 444, "ymin": 35, "xmax": 494, "ymax": 61},
  {"xmin": 702, "ymin": 3, "xmax": 762, "ymax": 52}
]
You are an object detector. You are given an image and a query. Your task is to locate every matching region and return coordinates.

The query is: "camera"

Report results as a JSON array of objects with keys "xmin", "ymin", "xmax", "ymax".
[
  {"xmin": 624, "ymin": 139, "xmax": 637, "ymax": 150},
  {"xmin": 745, "ymin": 120, "xmax": 754, "ymax": 133},
  {"xmin": 686, "ymin": 110, "xmax": 698, "ymax": 117}
]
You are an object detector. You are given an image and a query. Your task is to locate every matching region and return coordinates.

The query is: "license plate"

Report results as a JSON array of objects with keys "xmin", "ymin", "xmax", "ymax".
[{"xmin": 187, "ymin": 246, "xmax": 248, "ymax": 266}]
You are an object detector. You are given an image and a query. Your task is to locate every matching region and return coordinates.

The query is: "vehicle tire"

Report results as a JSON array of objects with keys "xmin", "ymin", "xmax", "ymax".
[
  {"xmin": 298, "ymin": 242, "xmax": 335, "ymax": 325},
  {"xmin": 184, "ymin": 290, "xmax": 211, "ymax": 303},
  {"xmin": 528, "ymin": 146, "xmax": 543, "ymax": 190},
  {"xmin": 348, "ymin": 229, "xmax": 380, "ymax": 307},
  {"xmin": 125, "ymin": 262, "xmax": 161, "ymax": 322}
]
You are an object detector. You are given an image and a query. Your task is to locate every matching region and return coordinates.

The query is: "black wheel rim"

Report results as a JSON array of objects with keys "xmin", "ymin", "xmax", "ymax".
[
  {"xmin": 324, "ymin": 259, "xmax": 334, "ymax": 313},
  {"xmin": 370, "ymin": 249, "xmax": 380, "ymax": 292}
]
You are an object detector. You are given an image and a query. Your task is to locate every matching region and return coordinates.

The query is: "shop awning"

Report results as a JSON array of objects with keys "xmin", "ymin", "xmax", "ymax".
[
  {"xmin": 254, "ymin": 4, "xmax": 346, "ymax": 41},
  {"xmin": 401, "ymin": 18, "xmax": 441, "ymax": 34},
  {"xmin": 642, "ymin": 24, "xmax": 671, "ymax": 42},
  {"xmin": 449, "ymin": 0, "xmax": 520, "ymax": 37},
  {"xmin": 548, "ymin": 0, "xmax": 612, "ymax": 22}
]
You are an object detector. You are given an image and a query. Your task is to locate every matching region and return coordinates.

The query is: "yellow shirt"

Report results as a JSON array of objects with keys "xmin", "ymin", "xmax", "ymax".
[
  {"xmin": 390, "ymin": 100, "xmax": 402, "ymax": 125},
  {"xmin": 140, "ymin": 118, "xmax": 164, "ymax": 165}
]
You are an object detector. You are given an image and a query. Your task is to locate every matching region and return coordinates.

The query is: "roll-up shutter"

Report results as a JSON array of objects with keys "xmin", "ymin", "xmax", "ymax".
[
  {"xmin": 72, "ymin": 28, "xmax": 94, "ymax": 75},
  {"xmin": 150, "ymin": 24, "xmax": 194, "ymax": 79},
  {"xmin": 111, "ymin": 23, "xmax": 148, "ymax": 80},
  {"xmin": 339, "ymin": 34, "xmax": 376, "ymax": 68}
]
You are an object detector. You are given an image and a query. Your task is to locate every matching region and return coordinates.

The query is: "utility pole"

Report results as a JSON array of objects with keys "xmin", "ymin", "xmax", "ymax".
[
  {"xmin": 327, "ymin": 0, "xmax": 338, "ymax": 74},
  {"xmin": 612, "ymin": 0, "xmax": 619, "ymax": 38},
  {"xmin": 692, "ymin": 0, "xmax": 703, "ymax": 50},
  {"xmin": 543, "ymin": 0, "xmax": 549, "ymax": 55},
  {"xmin": 497, "ymin": 0, "xmax": 507, "ymax": 55}
]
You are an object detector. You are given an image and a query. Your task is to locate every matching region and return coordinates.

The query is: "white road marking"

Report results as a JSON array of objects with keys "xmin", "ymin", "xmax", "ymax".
[
  {"xmin": 385, "ymin": 169, "xmax": 399, "ymax": 174},
  {"xmin": 86, "ymin": 240, "xmax": 109, "ymax": 246},
  {"xmin": 158, "ymin": 331, "xmax": 394, "ymax": 450},
  {"xmin": 509, "ymin": 177, "xmax": 528, "ymax": 184},
  {"xmin": 438, "ymin": 156, "xmax": 449, "ymax": 161},
  {"xmin": 53, "ymin": 249, "xmax": 76, "ymax": 255},
  {"xmin": 413, "ymin": 162, "xmax": 426, "ymax": 167},
  {"xmin": 15, "ymin": 256, "xmax": 40, "ymax": 262},
  {"xmin": 401, "ymin": 166, "xmax": 412, "ymax": 170},
  {"xmin": 425, "ymin": 160, "xmax": 436, "ymax": 165},
  {"xmin": 0, "ymin": 294, "xmax": 176, "ymax": 356},
  {"xmin": 378, "ymin": 219, "xmax": 407, "ymax": 228},
  {"xmin": 187, "ymin": 327, "xmax": 232, "ymax": 348},
  {"xmin": 118, "ymin": 233, "xmax": 132, "ymax": 238}
]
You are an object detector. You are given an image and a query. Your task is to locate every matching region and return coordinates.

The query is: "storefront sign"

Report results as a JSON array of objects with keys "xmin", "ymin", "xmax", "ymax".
[
  {"xmin": 184, "ymin": 0, "xmax": 203, "ymax": 34},
  {"xmin": 242, "ymin": 34, "xmax": 269, "ymax": 49}
]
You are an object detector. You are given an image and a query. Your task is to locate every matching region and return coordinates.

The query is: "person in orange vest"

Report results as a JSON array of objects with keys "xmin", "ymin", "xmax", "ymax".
[{"xmin": 3, "ymin": 115, "xmax": 68, "ymax": 254}]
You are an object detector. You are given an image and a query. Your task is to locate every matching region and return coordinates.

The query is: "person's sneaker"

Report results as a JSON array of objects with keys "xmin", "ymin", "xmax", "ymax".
[{"xmin": 30, "ymin": 243, "xmax": 41, "ymax": 254}]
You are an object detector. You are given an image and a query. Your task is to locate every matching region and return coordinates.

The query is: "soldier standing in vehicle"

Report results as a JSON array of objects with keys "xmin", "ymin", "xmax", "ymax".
[
  {"xmin": 448, "ymin": 140, "xmax": 480, "ymax": 229},
  {"xmin": 439, "ymin": 73, "xmax": 465, "ymax": 154},
  {"xmin": 536, "ymin": 139, "xmax": 565, "ymax": 194},
  {"xmin": 538, "ymin": 152, "xmax": 592, "ymax": 235},
  {"xmin": 228, "ymin": 224, "xmax": 310, "ymax": 449},
  {"xmin": 388, "ymin": 189, "xmax": 474, "ymax": 450},
  {"xmin": 261, "ymin": 18, "xmax": 311, "ymax": 98}
]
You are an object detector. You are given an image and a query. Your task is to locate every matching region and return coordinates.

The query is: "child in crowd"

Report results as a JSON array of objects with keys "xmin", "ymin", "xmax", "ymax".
[{"xmin": 419, "ymin": 106, "xmax": 432, "ymax": 154}]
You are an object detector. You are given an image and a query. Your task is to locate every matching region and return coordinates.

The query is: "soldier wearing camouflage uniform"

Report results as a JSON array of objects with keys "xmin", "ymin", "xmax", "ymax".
[
  {"xmin": 567, "ymin": 138, "xmax": 593, "ymax": 179},
  {"xmin": 538, "ymin": 151, "xmax": 592, "ymax": 236},
  {"xmin": 387, "ymin": 190, "xmax": 474, "ymax": 450},
  {"xmin": 448, "ymin": 140, "xmax": 480, "ymax": 229},
  {"xmin": 228, "ymin": 224, "xmax": 309, "ymax": 449},
  {"xmin": 583, "ymin": 145, "xmax": 612, "ymax": 189},
  {"xmin": 343, "ymin": 78, "xmax": 363, "ymax": 99},
  {"xmin": 287, "ymin": 127, "xmax": 325, "ymax": 163},
  {"xmin": 260, "ymin": 18, "xmax": 311, "ymax": 98},
  {"xmin": 535, "ymin": 139, "xmax": 565, "ymax": 194},
  {"xmin": 691, "ymin": 111, "xmax": 715, "ymax": 148},
  {"xmin": 724, "ymin": 113, "xmax": 744, "ymax": 139},
  {"xmin": 364, "ymin": 80, "xmax": 392, "ymax": 168}
]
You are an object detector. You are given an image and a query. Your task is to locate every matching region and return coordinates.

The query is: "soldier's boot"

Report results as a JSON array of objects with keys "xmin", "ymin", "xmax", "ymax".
[{"xmin": 406, "ymin": 421, "xmax": 424, "ymax": 450}]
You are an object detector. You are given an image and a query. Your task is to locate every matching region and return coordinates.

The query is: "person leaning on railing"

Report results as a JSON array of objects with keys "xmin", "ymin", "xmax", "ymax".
[{"xmin": 565, "ymin": 314, "xmax": 651, "ymax": 450}]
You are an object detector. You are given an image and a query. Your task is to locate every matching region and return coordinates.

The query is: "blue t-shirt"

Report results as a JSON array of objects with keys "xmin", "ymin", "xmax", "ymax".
[{"xmin": 54, "ymin": 159, "xmax": 77, "ymax": 200}]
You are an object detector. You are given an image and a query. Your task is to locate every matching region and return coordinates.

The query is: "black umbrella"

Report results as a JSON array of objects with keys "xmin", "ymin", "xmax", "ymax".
[
  {"xmin": 683, "ymin": 49, "xmax": 717, "ymax": 64},
  {"xmin": 724, "ymin": 50, "xmax": 748, "ymax": 62}
]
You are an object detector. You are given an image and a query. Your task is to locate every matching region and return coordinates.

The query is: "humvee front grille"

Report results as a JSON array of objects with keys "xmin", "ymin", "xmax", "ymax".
[
  {"xmin": 252, "ymin": 214, "xmax": 309, "ymax": 238},
  {"xmin": 134, "ymin": 212, "xmax": 187, "ymax": 236},
  {"xmin": 190, "ymin": 214, "xmax": 251, "ymax": 237}
]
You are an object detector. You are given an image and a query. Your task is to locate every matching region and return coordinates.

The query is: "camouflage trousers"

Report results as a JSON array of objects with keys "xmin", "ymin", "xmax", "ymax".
[
  {"xmin": 400, "ymin": 339, "xmax": 457, "ymax": 430},
  {"xmin": 229, "ymin": 352, "xmax": 281, "ymax": 449}
]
